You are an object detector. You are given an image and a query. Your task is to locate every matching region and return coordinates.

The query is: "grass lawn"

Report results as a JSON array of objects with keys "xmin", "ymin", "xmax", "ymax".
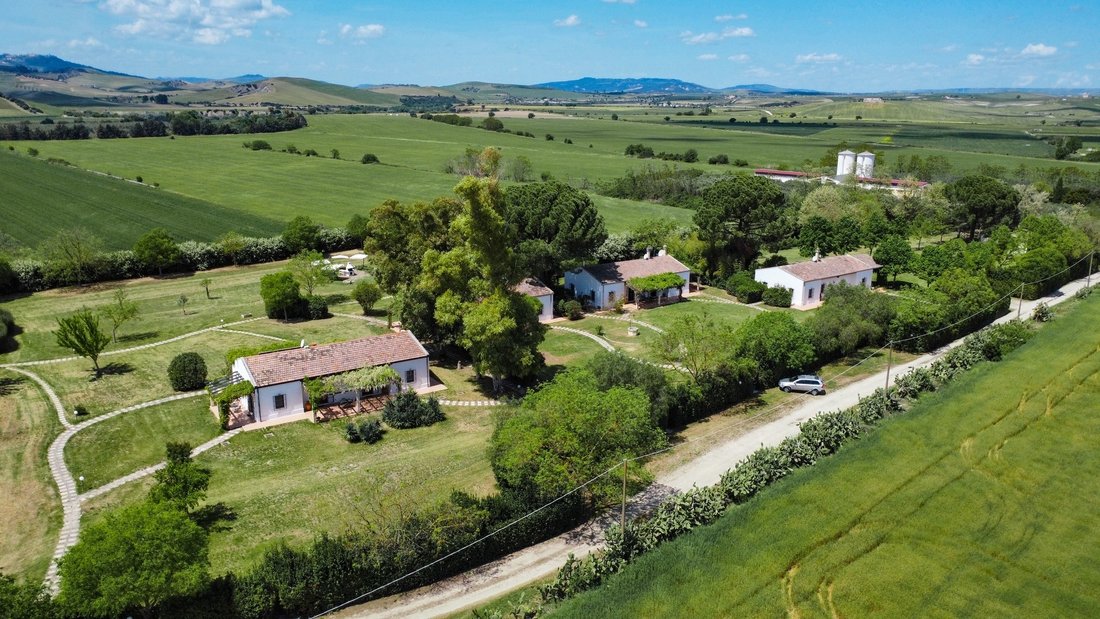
[
  {"xmin": 82, "ymin": 405, "xmax": 502, "ymax": 574},
  {"xmin": 631, "ymin": 298, "xmax": 761, "ymax": 333},
  {"xmin": 0, "ymin": 259, "xmax": 375, "ymax": 364},
  {"xmin": 539, "ymin": 327, "xmax": 613, "ymax": 373},
  {"xmin": 552, "ymin": 294, "xmax": 1100, "ymax": 618},
  {"xmin": 0, "ymin": 370, "xmax": 62, "ymax": 581},
  {"xmin": 33, "ymin": 329, "xmax": 263, "ymax": 422},
  {"xmin": 64, "ymin": 397, "xmax": 221, "ymax": 493}
]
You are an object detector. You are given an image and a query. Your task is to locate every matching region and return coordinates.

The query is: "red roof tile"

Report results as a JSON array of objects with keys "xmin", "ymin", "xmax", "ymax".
[
  {"xmin": 513, "ymin": 277, "xmax": 553, "ymax": 297},
  {"xmin": 778, "ymin": 254, "xmax": 880, "ymax": 282},
  {"xmin": 242, "ymin": 331, "xmax": 428, "ymax": 387},
  {"xmin": 580, "ymin": 254, "xmax": 691, "ymax": 284}
]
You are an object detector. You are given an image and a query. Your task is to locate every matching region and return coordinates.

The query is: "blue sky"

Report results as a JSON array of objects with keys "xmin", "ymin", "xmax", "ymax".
[{"xmin": 3, "ymin": 1, "xmax": 1095, "ymax": 91}]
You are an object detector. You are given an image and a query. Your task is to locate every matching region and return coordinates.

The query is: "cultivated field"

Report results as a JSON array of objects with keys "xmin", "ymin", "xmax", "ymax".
[{"xmin": 552, "ymin": 295, "xmax": 1100, "ymax": 618}]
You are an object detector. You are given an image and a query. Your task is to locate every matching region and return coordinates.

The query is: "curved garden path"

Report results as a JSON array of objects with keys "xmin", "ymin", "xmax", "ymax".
[{"xmin": 584, "ymin": 314, "xmax": 666, "ymax": 334}]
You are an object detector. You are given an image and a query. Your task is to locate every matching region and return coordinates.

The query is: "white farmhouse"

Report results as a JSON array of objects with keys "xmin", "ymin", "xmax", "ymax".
[
  {"xmin": 227, "ymin": 330, "xmax": 431, "ymax": 423},
  {"xmin": 565, "ymin": 253, "xmax": 691, "ymax": 310},
  {"xmin": 754, "ymin": 253, "xmax": 880, "ymax": 308},
  {"xmin": 514, "ymin": 277, "xmax": 554, "ymax": 322}
]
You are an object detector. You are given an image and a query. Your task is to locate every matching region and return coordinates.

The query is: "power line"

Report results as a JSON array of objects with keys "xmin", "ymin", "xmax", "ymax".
[{"xmin": 310, "ymin": 263, "xmax": 1091, "ymax": 615}]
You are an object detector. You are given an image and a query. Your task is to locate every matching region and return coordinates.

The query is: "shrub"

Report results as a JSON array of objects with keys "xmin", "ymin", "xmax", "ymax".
[
  {"xmin": 559, "ymin": 299, "xmax": 583, "ymax": 320},
  {"xmin": 344, "ymin": 421, "xmax": 361, "ymax": 443},
  {"xmin": 306, "ymin": 295, "xmax": 330, "ymax": 320},
  {"xmin": 74, "ymin": 405, "xmax": 89, "ymax": 417},
  {"xmin": 708, "ymin": 154, "xmax": 729, "ymax": 165},
  {"xmin": 762, "ymin": 286, "xmax": 793, "ymax": 308},
  {"xmin": 168, "ymin": 352, "xmax": 208, "ymax": 391},
  {"xmin": 382, "ymin": 392, "xmax": 444, "ymax": 429},
  {"xmin": 733, "ymin": 158, "xmax": 749, "ymax": 167},
  {"xmin": 352, "ymin": 279, "xmax": 383, "ymax": 314},
  {"xmin": 545, "ymin": 134, "xmax": 554, "ymax": 141},
  {"xmin": 361, "ymin": 153, "xmax": 379, "ymax": 164},
  {"xmin": 358, "ymin": 418, "xmax": 384, "ymax": 444},
  {"xmin": 1031, "ymin": 302, "xmax": 1053, "ymax": 322},
  {"xmin": 724, "ymin": 272, "xmax": 766, "ymax": 303}
]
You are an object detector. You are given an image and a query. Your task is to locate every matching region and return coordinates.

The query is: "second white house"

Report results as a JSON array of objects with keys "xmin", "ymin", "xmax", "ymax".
[
  {"xmin": 754, "ymin": 253, "xmax": 880, "ymax": 308},
  {"xmin": 565, "ymin": 253, "xmax": 691, "ymax": 310}
]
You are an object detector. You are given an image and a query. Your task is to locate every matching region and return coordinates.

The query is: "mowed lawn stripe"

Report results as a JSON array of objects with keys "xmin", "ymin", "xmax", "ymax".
[
  {"xmin": 0, "ymin": 151, "xmax": 282, "ymax": 250},
  {"xmin": 552, "ymin": 296, "xmax": 1100, "ymax": 618}
]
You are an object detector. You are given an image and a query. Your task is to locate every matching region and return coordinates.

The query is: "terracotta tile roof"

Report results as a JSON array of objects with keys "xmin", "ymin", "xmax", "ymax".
[
  {"xmin": 242, "ymin": 331, "xmax": 428, "ymax": 387},
  {"xmin": 513, "ymin": 277, "xmax": 553, "ymax": 298},
  {"xmin": 778, "ymin": 254, "xmax": 880, "ymax": 282},
  {"xmin": 580, "ymin": 254, "xmax": 691, "ymax": 284}
]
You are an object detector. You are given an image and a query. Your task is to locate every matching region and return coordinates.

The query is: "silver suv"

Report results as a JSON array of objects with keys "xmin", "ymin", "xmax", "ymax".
[{"xmin": 778, "ymin": 375, "xmax": 826, "ymax": 395}]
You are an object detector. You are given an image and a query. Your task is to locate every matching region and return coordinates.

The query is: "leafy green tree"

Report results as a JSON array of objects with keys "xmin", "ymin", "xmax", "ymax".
[
  {"xmin": 454, "ymin": 176, "xmax": 518, "ymax": 289},
  {"xmin": 100, "ymin": 289, "xmax": 139, "ymax": 343},
  {"xmin": 489, "ymin": 369, "xmax": 666, "ymax": 505},
  {"xmin": 346, "ymin": 213, "xmax": 370, "ymax": 244},
  {"xmin": 912, "ymin": 238, "xmax": 967, "ymax": 283},
  {"xmin": 694, "ymin": 174, "xmax": 793, "ymax": 274},
  {"xmin": 217, "ymin": 231, "xmax": 246, "ymax": 266},
  {"xmin": 650, "ymin": 308, "xmax": 736, "ymax": 381},
  {"xmin": 176, "ymin": 294, "xmax": 189, "ymax": 315},
  {"xmin": 352, "ymin": 279, "xmax": 383, "ymax": 314},
  {"xmin": 806, "ymin": 281, "xmax": 897, "ymax": 359},
  {"xmin": 945, "ymin": 175, "xmax": 1020, "ymax": 240},
  {"xmin": 460, "ymin": 291, "xmax": 546, "ymax": 390},
  {"xmin": 199, "ymin": 278, "xmax": 212, "ymax": 299},
  {"xmin": 55, "ymin": 309, "xmax": 111, "ymax": 377},
  {"xmin": 149, "ymin": 442, "xmax": 211, "ymax": 512},
  {"xmin": 287, "ymin": 250, "xmax": 332, "ymax": 297},
  {"xmin": 629, "ymin": 217, "xmax": 679, "ymax": 252},
  {"xmin": 503, "ymin": 181, "xmax": 608, "ymax": 282},
  {"xmin": 586, "ymin": 351, "xmax": 674, "ymax": 426},
  {"xmin": 259, "ymin": 272, "xmax": 303, "ymax": 320},
  {"xmin": 281, "ymin": 215, "xmax": 322, "ymax": 253},
  {"xmin": 133, "ymin": 228, "xmax": 181, "ymax": 276},
  {"xmin": 0, "ymin": 572, "xmax": 59, "ymax": 618},
  {"xmin": 363, "ymin": 197, "xmax": 463, "ymax": 294},
  {"xmin": 873, "ymin": 235, "xmax": 915, "ymax": 283},
  {"xmin": 58, "ymin": 500, "xmax": 208, "ymax": 618},
  {"xmin": 40, "ymin": 229, "xmax": 103, "ymax": 285},
  {"xmin": 0, "ymin": 256, "xmax": 16, "ymax": 295},
  {"xmin": 734, "ymin": 312, "xmax": 815, "ymax": 385}
]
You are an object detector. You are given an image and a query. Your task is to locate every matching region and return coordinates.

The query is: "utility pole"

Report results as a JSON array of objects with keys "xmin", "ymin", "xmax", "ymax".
[
  {"xmin": 620, "ymin": 459, "xmax": 628, "ymax": 533},
  {"xmin": 884, "ymin": 345, "xmax": 894, "ymax": 393},
  {"xmin": 1088, "ymin": 252, "xmax": 1094, "ymax": 288},
  {"xmin": 1017, "ymin": 283, "xmax": 1024, "ymax": 319}
]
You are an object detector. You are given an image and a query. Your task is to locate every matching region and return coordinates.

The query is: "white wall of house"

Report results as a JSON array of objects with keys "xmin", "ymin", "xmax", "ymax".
[
  {"xmin": 391, "ymin": 357, "xmax": 430, "ymax": 391},
  {"xmin": 254, "ymin": 381, "xmax": 306, "ymax": 421},
  {"xmin": 535, "ymin": 293, "xmax": 554, "ymax": 322},
  {"xmin": 565, "ymin": 269, "xmax": 601, "ymax": 307},
  {"xmin": 754, "ymin": 267, "xmax": 803, "ymax": 306},
  {"xmin": 755, "ymin": 267, "xmax": 876, "ymax": 308}
]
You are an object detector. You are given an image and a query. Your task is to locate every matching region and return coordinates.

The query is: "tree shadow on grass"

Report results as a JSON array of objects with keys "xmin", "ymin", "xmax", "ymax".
[
  {"xmin": 0, "ymin": 375, "xmax": 24, "ymax": 396},
  {"xmin": 117, "ymin": 330, "xmax": 160, "ymax": 343},
  {"xmin": 192, "ymin": 502, "xmax": 237, "ymax": 533},
  {"xmin": 97, "ymin": 362, "xmax": 134, "ymax": 377},
  {"xmin": 0, "ymin": 323, "xmax": 23, "ymax": 354}
]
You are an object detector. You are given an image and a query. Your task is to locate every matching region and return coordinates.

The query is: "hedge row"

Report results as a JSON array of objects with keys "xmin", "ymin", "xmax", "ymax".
[
  {"xmin": 4, "ymin": 227, "xmax": 354, "ymax": 293},
  {"xmin": 540, "ymin": 320, "xmax": 1035, "ymax": 603}
]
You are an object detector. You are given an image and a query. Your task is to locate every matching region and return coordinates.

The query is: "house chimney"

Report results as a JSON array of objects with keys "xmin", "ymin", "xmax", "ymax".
[
  {"xmin": 658, "ymin": 245, "xmax": 667, "ymax": 257},
  {"xmin": 299, "ymin": 339, "xmax": 306, "ymax": 348},
  {"xmin": 643, "ymin": 247, "xmax": 651, "ymax": 260},
  {"xmin": 812, "ymin": 251, "xmax": 821, "ymax": 262}
]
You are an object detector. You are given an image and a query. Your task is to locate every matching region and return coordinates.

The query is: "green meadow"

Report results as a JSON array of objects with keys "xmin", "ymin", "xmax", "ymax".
[
  {"xmin": 5, "ymin": 107, "xmax": 1100, "ymax": 251},
  {"xmin": 552, "ymin": 295, "xmax": 1100, "ymax": 618}
]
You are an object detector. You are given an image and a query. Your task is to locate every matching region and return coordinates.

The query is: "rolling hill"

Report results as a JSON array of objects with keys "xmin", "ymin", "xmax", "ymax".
[{"xmin": 535, "ymin": 77, "xmax": 712, "ymax": 94}]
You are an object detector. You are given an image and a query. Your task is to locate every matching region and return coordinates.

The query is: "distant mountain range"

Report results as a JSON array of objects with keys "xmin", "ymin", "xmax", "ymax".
[{"xmin": 0, "ymin": 53, "xmax": 1095, "ymax": 110}]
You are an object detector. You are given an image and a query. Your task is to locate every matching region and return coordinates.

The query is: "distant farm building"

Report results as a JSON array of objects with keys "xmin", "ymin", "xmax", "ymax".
[
  {"xmin": 754, "ymin": 151, "xmax": 928, "ymax": 196},
  {"xmin": 754, "ymin": 253, "xmax": 880, "ymax": 309},
  {"xmin": 514, "ymin": 277, "xmax": 555, "ymax": 322}
]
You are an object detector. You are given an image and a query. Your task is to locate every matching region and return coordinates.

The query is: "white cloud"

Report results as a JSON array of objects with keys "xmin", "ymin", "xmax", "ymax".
[
  {"xmin": 554, "ymin": 14, "xmax": 581, "ymax": 27},
  {"xmin": 101, "ymin": 0, "xmax": 289, "ymax": 45},
  {"xmin": 795, "ymin": 52, "xmax": 841, "ymax": 63},
  {"xmin": 727, "ymin": 53, "xmax": 750, "ymax": 63},
  {"xmin": 67, "ymin": 37, "xmax": 104, "ymax": 49},
  {"xmin": 316, "ymin": 30, "xmax": 332, "ymax": 45},
  {"xmin": 938, "ymin": 44, "xmax": 958, "ymax": 52},
  {"xmin": 633, "ymin": 19, "xmax": 647, "ymax": 28},
  {"xmin": 964, "ymin": 53, "xmax": 984, "ymax": 66},
  {"xmin": 1021, "ymin": 43, "xmax": 1056, "ymax": 57},
  {"xmin": 697, "ymin": 53, "xmax": 718, "ymax": 61},
  {"xmin": 681, "ymin": 26, "xmax": 754, "ymax": 45},
  {"xmin": 714, "ymin": 13, "xmax": 747, "ymax": 21},
  {"xmin": 339, "ymin": 23, "xmax": 385, "ymax": 40}
]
